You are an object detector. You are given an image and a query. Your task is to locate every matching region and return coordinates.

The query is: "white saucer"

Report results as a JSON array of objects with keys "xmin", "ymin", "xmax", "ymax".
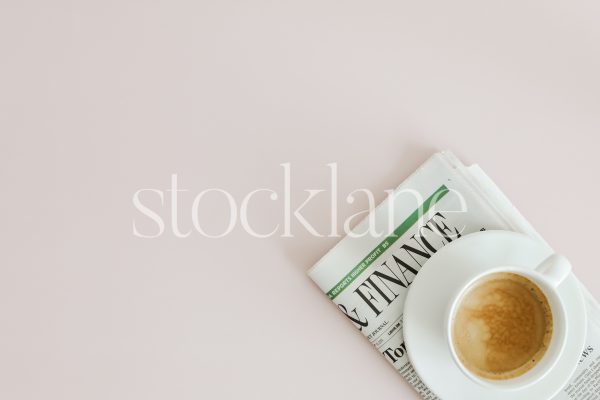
[{"xmin": 403, "ymin": 230, "xmax": 587, "ymax": 400}]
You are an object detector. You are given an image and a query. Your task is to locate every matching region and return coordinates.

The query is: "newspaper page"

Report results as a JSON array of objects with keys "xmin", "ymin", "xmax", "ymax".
[{"xmin": 308, "ymin": 151, "xmax": 600, "ymax": 400}]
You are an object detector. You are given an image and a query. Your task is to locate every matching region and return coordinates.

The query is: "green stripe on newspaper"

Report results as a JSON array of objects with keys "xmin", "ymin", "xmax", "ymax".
[{"xmin": 326, "ymin": 185, "xmax": 449, "ymax": 300}]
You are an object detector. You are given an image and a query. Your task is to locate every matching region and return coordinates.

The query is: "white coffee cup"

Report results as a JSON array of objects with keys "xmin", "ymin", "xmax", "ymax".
[{"xmin": 445, "ymin": 254, "xmax": 571, "ymax": 391}]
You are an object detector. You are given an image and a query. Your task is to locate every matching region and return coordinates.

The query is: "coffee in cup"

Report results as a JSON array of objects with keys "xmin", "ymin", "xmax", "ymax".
[{"xmin": 451, "ymin": 272, "xmax": 553, "ymax": 380}]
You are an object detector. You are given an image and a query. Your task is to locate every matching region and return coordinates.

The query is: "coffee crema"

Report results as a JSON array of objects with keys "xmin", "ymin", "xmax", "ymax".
[{"xmin": 451, "ymin": 272, "xmax": 553, "ymax": 380}]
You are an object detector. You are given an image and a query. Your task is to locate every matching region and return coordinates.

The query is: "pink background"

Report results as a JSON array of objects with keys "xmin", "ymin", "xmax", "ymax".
[{"xmin": 1, "ymin": 1, "xmax": 599, "ymax": 399}]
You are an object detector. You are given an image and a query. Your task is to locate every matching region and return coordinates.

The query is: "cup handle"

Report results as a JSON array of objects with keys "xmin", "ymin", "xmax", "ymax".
[{"xmin": 534, "ymin": 254, "xmax": 572, "ymax": 288}]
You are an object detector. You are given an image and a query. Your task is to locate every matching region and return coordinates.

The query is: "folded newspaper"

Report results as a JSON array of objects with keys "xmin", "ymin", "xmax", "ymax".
[{"xmin": 308, "ymin": 151, "xmax": 600, "ymax": 400}]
